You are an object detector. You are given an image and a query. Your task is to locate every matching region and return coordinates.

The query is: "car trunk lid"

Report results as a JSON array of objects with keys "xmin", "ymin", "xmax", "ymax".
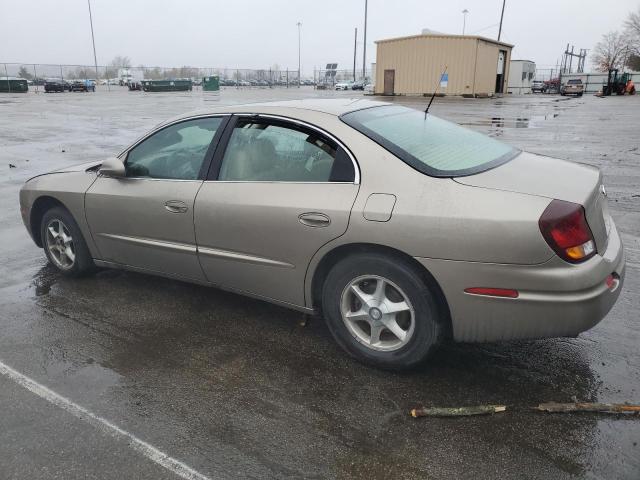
[{"xmin": 454, "ymin": 152, "xmax": 610, "ymax": 254}]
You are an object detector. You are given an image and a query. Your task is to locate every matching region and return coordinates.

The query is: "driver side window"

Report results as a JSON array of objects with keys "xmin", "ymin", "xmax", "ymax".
[{"xmin": 126, "ymin": 117, "xmax": 222, "ymax": 180}]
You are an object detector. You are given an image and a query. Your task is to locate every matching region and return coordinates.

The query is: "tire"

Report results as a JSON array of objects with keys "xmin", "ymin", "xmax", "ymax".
[
  {"xmin": 40, "ymin": 206, "xmax": 95, "ymax": 277},
  {"xmin": 322, "ymin": 253, "xmax": 443, "ymax": 370}
]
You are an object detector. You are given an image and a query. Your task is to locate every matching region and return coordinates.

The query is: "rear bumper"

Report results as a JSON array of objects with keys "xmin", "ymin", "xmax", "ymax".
[{"xmin": 416, "ymin": 223, "xmax": 625, "ymax": 342}]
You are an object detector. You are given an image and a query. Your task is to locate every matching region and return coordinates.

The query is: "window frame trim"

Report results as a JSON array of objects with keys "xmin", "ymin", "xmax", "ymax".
[
  {"xmin": 117, "ymin": 114, "xmax": 231, "ymax": 181},
  {"xmin": 205, "ymin": 113, "xmax": 360, "ymax": 184}
]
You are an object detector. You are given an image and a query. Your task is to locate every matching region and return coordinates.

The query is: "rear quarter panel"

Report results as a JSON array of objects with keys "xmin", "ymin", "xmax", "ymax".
[{"xmin": 299, "ymin": 114, "xmax": 555, "ymax": 307}]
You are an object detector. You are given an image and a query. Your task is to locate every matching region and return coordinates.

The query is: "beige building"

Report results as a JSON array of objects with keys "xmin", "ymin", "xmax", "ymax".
[{"xmin": 374, "ymin": 34, "xmax": 513, "ymax": 97}]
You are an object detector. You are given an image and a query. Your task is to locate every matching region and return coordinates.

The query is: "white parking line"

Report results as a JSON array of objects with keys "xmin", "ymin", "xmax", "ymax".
[{"xmin": 0, "ymin": 359, "xmax": 212, "ymax": 480}]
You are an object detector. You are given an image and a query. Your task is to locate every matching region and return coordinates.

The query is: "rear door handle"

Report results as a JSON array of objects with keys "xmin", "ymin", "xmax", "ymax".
[
  {"xmin": 298, "ymin": 212, "xmax": 331, "ymax": 227},
  {"xmin": 164, "ymin": 200, "xmax": 188, "ymax": 214}
]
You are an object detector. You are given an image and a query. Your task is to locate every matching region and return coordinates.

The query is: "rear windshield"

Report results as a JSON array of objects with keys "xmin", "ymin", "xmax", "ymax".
[
  {"xmin": 567, "ymin": 79, "xmax": 582, "ymax": 84},
  {"xmin": 340, "ymin": 105, "xmax": 519, "ymax": 177}
]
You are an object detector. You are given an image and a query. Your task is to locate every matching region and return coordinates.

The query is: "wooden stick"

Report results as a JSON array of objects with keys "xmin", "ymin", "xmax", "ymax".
[
  {"xmin": 535, "ymin": 402, "xmax": 640, "ymax": 414},
  {"xmin": 411, "ymin": 405, "xmax": 506, "ymax": 418}
]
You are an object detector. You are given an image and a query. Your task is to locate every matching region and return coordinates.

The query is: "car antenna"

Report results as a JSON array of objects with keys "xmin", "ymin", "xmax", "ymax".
[{"xmin": 425, "ymin": 65, "xmax": 448, "ymax": 117}]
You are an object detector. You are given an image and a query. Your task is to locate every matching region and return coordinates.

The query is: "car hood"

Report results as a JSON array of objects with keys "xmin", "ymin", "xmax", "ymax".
[
  {"xmin": 454, "ymin": 151, "xmax": 600, "ymax": 205},
  {"xmin": 51, "ymin": 160, "xmax": 102, "ymax": 173},
  {"xmin": 26, "ymin": 160, "xmax": 102, "ymax": 183}
]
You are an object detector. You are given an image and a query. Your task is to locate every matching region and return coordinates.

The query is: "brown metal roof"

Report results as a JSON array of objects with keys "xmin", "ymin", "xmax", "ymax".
[{"xmin": 375, "ymin": 33, "xmax": 513, "ymax": 49}]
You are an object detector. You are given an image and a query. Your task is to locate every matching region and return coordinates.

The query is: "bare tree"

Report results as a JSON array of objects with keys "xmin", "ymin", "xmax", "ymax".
[
  {"xmin": 627, "ymin": 54, "xmax": 640, "ymax": 71},
  {"xmin": 110, "ymin": 55, "xmax": 132, "ymax": 68},
  {"xmin": 625, "ymin": 7, "xmax": 640, "ymax": 55},
  {"xmin": 17, "ymin": 66, "xmax": 33, "ymax": 80},
  {"xmin": 591, "ymin": 31, "xmax": 630, "ymax": 72},
  {"xmin": 74, "ymin": 67, "xmax": 94, "ymax": 79}
]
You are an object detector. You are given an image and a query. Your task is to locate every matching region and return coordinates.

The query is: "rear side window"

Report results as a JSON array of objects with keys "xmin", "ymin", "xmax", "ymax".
[
  {"xmin": 341, "ymin": 105, "xmax": 519, "ymax": 177},
  {"xmin": 218, "ymin": 119, "xmax": 355, "ymax": 182}
]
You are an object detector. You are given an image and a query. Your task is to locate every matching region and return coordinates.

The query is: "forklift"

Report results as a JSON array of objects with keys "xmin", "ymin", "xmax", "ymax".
[{"xmin": 601, "ymin": 69, "xmax": 636, "ymax": 96}]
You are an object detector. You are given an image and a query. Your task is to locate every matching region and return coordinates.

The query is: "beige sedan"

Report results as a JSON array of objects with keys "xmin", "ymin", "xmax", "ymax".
[{"xmin": 19, "ymin": 99, "xmax": 625, "ymax": 369}]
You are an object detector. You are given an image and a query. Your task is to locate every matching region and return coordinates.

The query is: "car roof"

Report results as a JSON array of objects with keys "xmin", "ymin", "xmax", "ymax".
[{"xmin": 166, "ymin": 98, "xmax": 389, "ymax": 125}]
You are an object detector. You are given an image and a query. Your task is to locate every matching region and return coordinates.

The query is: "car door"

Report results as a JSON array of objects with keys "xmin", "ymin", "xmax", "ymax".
[
  {"xmin": 85, "ymin": 115, "xmax": 228, "ymax": 281},
  {"xmin": 194, "ymin": 115, "xmax": 359, "ymax": 307}
]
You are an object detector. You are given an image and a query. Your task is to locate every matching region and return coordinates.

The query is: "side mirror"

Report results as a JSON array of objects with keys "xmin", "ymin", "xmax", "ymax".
[{"xmin": 99, "ymin": 157, "xmax": 125, "ymax": 178}]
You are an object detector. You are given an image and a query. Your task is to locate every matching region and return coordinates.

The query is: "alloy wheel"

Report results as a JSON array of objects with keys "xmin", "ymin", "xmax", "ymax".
[
  {"xmin": 45, "ymin": 219, "xmax": 76, "ymax": 270},
  {"xmin": 340, "ymin": 275, "xmax": 415, "ymax": 352}
]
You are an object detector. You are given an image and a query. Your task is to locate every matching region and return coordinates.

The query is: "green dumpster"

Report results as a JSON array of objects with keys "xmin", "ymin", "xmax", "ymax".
[
  {"xmin": 202, "ymin": 76, "xmax": 220, "ymax": 92},
  {"xmin": 0, "ymin": 77, "xmax": 28, "ymax": 93},
  {"xmin": 141, "ymin": 79, "xmax": 193, "ymax": 92}
]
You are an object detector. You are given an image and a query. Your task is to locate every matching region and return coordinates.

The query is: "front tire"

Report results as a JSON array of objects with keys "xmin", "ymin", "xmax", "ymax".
[
  {"xmin": 322, "ymin": 253, "xmax": 443, "ymax": 370},
  {"xmin": 41, "ymin": 207, "xmax": 95, "ymax": 277}
]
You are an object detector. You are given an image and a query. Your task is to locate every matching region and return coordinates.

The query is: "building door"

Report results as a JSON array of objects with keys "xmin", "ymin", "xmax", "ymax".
[
  {"xmin": 383, "ymin": 69, "xmax": 395, "ymax": 95},
  {"xmin": 495, "ymin": 50, "xmax": 506, "ymax": 94}
]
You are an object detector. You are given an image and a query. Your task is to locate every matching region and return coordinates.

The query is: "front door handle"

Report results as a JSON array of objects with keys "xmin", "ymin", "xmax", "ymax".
[
  {"xmin": 298, "ymin": 212, "xmax": 331, "ymax": 227},
  {"xmin": 164, "ymin": 200, "xmax": 188, "ymax": 214}
]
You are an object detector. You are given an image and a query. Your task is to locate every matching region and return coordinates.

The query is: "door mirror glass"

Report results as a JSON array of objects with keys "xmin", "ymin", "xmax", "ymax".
[
  {"xmin": 99, "ymin": 157, "xmax": 125, "ymax": 177},
  {"xmin": 125, "ymin": 117, "xmax": 223, "ymax": 180}
]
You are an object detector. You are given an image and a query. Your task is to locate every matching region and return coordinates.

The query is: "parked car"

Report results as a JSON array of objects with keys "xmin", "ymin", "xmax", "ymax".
[
  {"xmin": 335, "ymin": 82, "xmax": 352, "ymax": 90},
  {"xmin": 364, "ymin": 83, "xmax": 374, "ymax": 94},
  {"xmin": 70, "ymin": 80, "xmax": 96, "ymax": 92},
  {"xmin": 531, "ymin": 80, "xmax": 546, "ymax": 93},
  {"xmin": 561, "ymin": 79, "xmax": 584, "ymax": 96},
  {"xmin": 19, "ymin": 99, "xmax": 624, "ymax": 370},
  {"xmin": 70, "ymin": 81, "xmax": 86, "ymax": 92},
  {"xmin": 44, "ymin": 80, "xmax": 66, "ymax": 93},
  {"xmin": 351, "ymin": 81, "xmax": 365, "ymax": 91}
]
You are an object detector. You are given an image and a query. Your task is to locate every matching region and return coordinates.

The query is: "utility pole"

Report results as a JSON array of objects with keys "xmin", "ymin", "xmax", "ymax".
[
  {"xmin": 561, "ymin": 44, "xmax": 586, "ymax": 74},
  {"xmin": 353, "ymin": 27, "xmax": 358, "ymax": 82},
  {"xmin": 362, "ymin": 0, "xmax": 368, "ymax": 80},
  {"xmin": 497, "ymin": 0, "xmax": 506, "ymax": 41},
  {"xmin": 297, "ymin": 22, "xmax": 302, "ymax": 87},
  {"xmin": 87, "ymin": 0, "xmax": 99, "ymax": 82},
  {"xmin": 462, "ymin": 9, "xmax": 469, "ymax": 35}
]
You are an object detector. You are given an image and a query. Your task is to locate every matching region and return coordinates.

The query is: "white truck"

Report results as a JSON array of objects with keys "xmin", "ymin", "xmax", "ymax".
[{"xmin": 117, "ymin": 68, "xmax": 143, "ymax": 87}]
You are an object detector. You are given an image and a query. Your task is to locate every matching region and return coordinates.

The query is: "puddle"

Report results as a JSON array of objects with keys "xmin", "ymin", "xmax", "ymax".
[
  {"xmin": 460, "ymin": 113, "xmax": 559, "ymax": 129},
  {"xmin": 31, "ymin": 264, "xmax": 59, "ymax": 296}
]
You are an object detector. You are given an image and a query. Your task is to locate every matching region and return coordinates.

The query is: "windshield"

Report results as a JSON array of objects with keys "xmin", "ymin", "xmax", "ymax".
[{"xmin": 341, "ymin": 105, "xmax": 519, "ymax": 177}]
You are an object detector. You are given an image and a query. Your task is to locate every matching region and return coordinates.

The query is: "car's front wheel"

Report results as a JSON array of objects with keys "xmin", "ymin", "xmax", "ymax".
[
  {"xmin": 322, "ymin": 253, "xmax": 443, "ymax": 370},
  {"xmin": 41, "ymin": 207, "xmax": 95, "ymax": 277}
]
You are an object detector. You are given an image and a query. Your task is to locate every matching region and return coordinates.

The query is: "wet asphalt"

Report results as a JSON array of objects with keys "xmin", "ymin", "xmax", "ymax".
[{"xmin": 0, "ymin": 87, "xmax": 638, "ymax": 479}]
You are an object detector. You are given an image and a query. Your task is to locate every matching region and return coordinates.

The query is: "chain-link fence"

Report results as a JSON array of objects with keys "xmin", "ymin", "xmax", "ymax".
[
  {"xmin": 533, "ymin": 68, "xmax": 560, "ymax": 82},
  {"xmin": 314, "ymin": 68, "xmax": 372, "ymax": 88},
  {"xmin": 534, "ymin": 67, "xmax": 640, "ymax": 94},
  {"xmin": 1, "ymin": 63, "xmax": 312, "ymax": 89}
]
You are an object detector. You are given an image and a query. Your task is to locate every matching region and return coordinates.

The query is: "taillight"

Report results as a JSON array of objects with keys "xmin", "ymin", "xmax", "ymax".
[{"xmin": 539, "ymin": 199, "xmax": 596, "ymax": 263}]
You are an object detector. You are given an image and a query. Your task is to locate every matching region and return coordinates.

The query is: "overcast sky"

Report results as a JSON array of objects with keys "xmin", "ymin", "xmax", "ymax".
[{"xmin": 1, "ymin": 0, "xmax": 637, "ymax": 73}]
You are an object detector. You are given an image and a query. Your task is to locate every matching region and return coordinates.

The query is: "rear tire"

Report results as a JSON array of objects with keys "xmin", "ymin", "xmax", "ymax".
[
  {"xmin": 41, "ymin": 206, "xmax": 95, "ymax": 277},
  {"xmin": 322, "ymin": 253, "xmax": 442, "ymax": 370}
]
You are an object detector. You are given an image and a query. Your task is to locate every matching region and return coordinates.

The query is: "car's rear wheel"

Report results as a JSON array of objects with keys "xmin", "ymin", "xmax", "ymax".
[
  {"xmin": 322, "ymin": 253, "xmax": 442, "ymax": 370},
  {"xmin": 41, "ymin": 207, "xmax": 95, "ymax": 277}
]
